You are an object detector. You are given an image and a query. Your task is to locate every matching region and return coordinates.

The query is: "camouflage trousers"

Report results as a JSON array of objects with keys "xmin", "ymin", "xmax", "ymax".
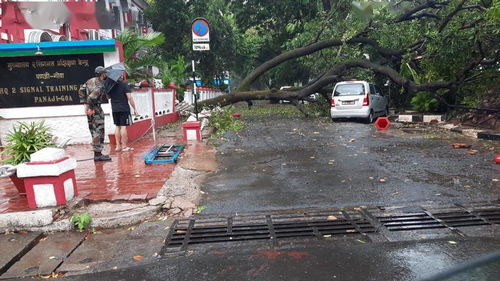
[{"xmin": 87, "ymin": 107, "xmax": 105, "ymax": 153}]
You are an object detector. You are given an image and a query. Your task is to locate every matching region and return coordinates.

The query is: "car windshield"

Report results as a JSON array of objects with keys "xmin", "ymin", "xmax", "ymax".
[{"xmin": 334, "ymin": 84, "xmax": 365, "ymax": 96}]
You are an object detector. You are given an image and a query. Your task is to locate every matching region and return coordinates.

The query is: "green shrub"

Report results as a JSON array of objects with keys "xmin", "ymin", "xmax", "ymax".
[
  {"xmin": 209, "ymin": 107, "xmax": 244, "ymax": 137},
  {"xmin": 410, "ymin": 92, "xmax": 439, "ymax": 112},
  {"xmin": 305, "ymin": 94, "xmax": 330, "ymax": 117},
  {"xmin": 70, "ymin": 213, "xmax": 92, "ymax": 231},
  {"xmin": 2, "ymin": 121, "xmax": 53, "ymax": 165}
]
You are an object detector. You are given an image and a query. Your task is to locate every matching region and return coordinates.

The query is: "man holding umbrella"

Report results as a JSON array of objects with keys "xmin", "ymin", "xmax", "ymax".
[
  {"xmin": 79, "ymin": 66, "xmax": 112, "ymax": 161},
  {"xmin": 104, "ymin": 64, "xmax": 138, "ymax": 152}
]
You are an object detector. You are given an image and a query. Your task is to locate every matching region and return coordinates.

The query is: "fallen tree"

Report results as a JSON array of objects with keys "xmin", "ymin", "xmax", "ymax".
[{"xmin": 197, "ymin": 0, "xmax": 499, "ymax": 112}]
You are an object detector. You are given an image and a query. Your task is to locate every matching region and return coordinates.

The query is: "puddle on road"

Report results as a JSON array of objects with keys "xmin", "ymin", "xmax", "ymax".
[{"xmin": 391, "ymin": 243, "xmax": 454, "ymax": 280}]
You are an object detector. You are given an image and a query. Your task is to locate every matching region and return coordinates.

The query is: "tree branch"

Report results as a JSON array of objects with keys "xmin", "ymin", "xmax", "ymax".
[
  {"xmin": 309, "ymin": 60, "xmax": 453, "ymax": 94},
  {"xmin": 290, "ymin": 99, "xmax": 310, "ymax": 117},
  {"xmin": 312, "ymin": 10, "xmax": 335, "ymax": 43},
  {"xmin": 237, "ymin": 37, "xmax": 403, "ymax": 91},
  {"xmin": 201, "ymin": 60, "xmax": 455, "ymax": 108},
  {"xmin": 405, "ymin": 12, "xmax": 441, "ymax": 21},
  {"xmin": 461, "ymin": 5, "xmax": 487, "ymax": 12},
  {"xmin": 396, "ymin": 0, "xmax": 450, "ymax": 22},
  {"xmin": 438, "ymin": 0, "xmax": 468, "ymax": 32},
  {"xmin": 459, "ymin": 18, "xmax": 485, "ymax": 30}
]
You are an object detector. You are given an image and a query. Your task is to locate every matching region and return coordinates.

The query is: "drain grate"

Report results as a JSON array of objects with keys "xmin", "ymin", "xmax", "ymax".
[
  {"xmin": 377, "ymin": 208, "xmax": 500, "ymax": 231},
  {"xmin": 377, "ymin": 213, "xmax": 444, "ymax": 231},
  {"xmin": 473, "ymin": 208, "xmax": 500, "ymax": 224},
  {"xmin": 164, "ymin": 213, "xmax": 375, "ymax": 249},
  {"xmin": 433, "ymin": 211, "xmax": 489, "ymax": 228},
  {"xmin": 162, "ymin": 205, "xmax": 500, "ymax": 252}
]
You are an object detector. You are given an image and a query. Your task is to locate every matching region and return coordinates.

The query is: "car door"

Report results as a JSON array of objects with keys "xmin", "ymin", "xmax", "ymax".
[
  {"xmin": 369, "ymin": 84, "xmax": 380, "ymax": 111},
  {"xmin": 375, "ymin": 85, "xmax": 387, "ymax": 112}
]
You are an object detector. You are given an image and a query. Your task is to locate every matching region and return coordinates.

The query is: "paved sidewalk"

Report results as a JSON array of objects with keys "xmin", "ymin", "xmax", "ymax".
[
  {"xmin": 0, "ymin": 219, "xmax": 173, "ymax": 279},
  {"xmin": 0, "ymin": 136, "xmax": 184, "ymax": 214}
]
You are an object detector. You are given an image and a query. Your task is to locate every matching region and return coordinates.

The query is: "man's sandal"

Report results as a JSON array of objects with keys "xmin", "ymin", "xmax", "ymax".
[{"xmin": 122, "ymin": 147, "xmax": 134, "ymax": 152}]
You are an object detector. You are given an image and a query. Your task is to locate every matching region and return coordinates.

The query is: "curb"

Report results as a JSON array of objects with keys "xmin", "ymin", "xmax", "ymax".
[
  {"xmin": 90, "ymin": 205, "xmax": 161, "ymax": 229},
  {"xmin": 439, "ymin": 124, "xmax": 499, "ymax": 140},
  {"xmin": 477, "ymin": 131, "xmax": 500, "ymax": 141},
  {"xmin": 0, "ymin": 209, "xmax": 54, "ymax": 232},
  {"xmin": 396, "ymin": 114, "xmax": 498, "ymax": 141},
  {"xmin": 0, "ymin": 203, "xmax": 162, "ymax": 233},
  {"xmin": 397, "ymin": 114, "xmax": 443, "ymax": 123}
]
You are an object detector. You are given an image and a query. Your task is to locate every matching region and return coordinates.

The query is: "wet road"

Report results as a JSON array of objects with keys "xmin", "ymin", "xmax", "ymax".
[
  {"xmin": 56, "ymin": 113, "xmax": 500, "ymax": 281},
  {"xmin": 201, "ymin": 117, "xmax": 499, "ymax": 214},
  {"xmin": 63, "ymin": 238, "xmax": 500, "ymax": 281}
]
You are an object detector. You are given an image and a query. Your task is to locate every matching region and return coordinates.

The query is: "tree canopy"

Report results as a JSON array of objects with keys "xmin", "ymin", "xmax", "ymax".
[{"xmin": 145, "ymin": 0, "xmax": 499, "ymax": 110}]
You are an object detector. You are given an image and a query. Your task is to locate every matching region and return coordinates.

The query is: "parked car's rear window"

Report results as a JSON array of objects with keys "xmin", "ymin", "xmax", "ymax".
[{"xmin": 334, "ymin": 84, "xmax": 365, "ymax": 96}]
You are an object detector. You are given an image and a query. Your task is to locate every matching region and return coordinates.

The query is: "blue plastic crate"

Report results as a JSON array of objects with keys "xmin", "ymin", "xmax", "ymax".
[{"xmin": 144, "ymin": 144, "xmax": 185, "ymax": 164}]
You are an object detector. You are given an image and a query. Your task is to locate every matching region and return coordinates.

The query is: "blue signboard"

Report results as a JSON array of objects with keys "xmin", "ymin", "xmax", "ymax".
[{"xmin": 192, "ymin": 20, "xmax": 209, "ymax": 37}]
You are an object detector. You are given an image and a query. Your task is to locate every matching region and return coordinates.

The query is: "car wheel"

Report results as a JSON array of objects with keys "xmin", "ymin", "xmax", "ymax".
[{"xmin": 365, "ymin": 110, "xmax": 374, "ymax": 123}]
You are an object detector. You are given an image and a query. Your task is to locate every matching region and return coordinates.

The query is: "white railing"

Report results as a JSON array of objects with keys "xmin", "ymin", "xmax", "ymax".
[
  {"xmin": 154, "ymin": 89, "xmax": 175, "ymax": 116},
  {"xmin": 184, "ymin": 87, "xmax": 224, "ymax": 105},
  {"xmin": 131, "ymin": 88, "xmax": 154, "ymax": 121}
]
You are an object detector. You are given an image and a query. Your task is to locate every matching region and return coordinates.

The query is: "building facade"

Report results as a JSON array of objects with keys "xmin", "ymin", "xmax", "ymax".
[
  {"xmin": 0, "ymin": 0, "xmax": 154, "ymax": 146},
  {"xmin": 0, "ymin": 0, "xmax": 149, "ymax": 43}
]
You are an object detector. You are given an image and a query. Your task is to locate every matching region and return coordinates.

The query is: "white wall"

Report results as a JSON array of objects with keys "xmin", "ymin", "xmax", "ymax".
[
  {"xmin": 0, "ymin": 104, "xmax": 115, "ymax": 145},
  {"xmin": 0, "ymin": 89, "xmax": 174, "ymax": 145}
]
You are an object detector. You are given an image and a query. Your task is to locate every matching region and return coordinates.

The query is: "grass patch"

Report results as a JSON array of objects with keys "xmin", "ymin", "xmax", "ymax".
[
  {"xmin": 209, "ymin": 107, "xmax": 244, "ymax": 138},
  {"xmin": 235, "ymin": 104, "xmax": 304, "ymax": 120},
  {"xmin": 235, "ymin": 102, "xmax": 331, "ymax": 121},
  {"xmin": 157, "ymin": 118, "xmax": 185, "ymax": 133}
]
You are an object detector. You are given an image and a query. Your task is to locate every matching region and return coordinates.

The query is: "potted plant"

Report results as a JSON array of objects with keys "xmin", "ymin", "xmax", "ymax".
[{"xmin": 1, "ymin": 121, "xmax": 53, "ymax": 194}]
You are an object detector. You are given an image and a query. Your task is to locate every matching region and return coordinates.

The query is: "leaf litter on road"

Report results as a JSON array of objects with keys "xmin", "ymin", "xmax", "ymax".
[{"xmin": 451, "ymin": 143, "xmax": 471, "ymax": 149}]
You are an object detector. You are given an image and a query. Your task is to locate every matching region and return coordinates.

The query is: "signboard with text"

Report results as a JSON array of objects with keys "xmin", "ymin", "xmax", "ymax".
[
  {"xmin": 0, "ymin": 53, "xmax": 104, "ymax": 108},
  {"xmin": 192, "ymin": 18, "xmax": 210, "ymax": 52}
]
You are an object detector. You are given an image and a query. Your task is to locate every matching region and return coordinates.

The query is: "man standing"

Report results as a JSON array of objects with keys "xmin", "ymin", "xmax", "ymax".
[
  {"xmin": 79, "ymin": 66, "xmax": 111, "ymax": 161},
  {"xmin": 108, "ymin": 76, "xmax": 138, "ymax": 152}
]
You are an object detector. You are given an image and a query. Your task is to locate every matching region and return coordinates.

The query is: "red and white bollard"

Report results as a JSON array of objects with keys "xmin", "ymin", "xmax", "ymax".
[
  {"xmin": 374, "ymin": 117, "xmax": 391, "ymax": 131},
  {"xmin": 182, "ymin": 121, "xmax": 202, "ymax": 141},
  {"xmin": 16, "ymin": 148, "xmax": 78, "ymax": 209}
]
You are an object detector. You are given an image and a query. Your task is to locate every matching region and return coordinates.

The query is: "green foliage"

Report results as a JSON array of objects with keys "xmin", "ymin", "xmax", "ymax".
[
  {"xmin": 145, "ymin": 0, "xmax": 240, "ymax": 88},
  {"xmin": 195, "ymin": 205, "xmax": 207, "ymax": 214},
  {"xmin": 305, "ymin": 95, "xmax": 331, "ymax": 117},
  {"xmin": 117, "ymin": 29, "xmax": 165, "ymax": 64},
  {"xmin": 209, "ymin": 107, "xmax": 244, "ymax": 137},
  {"xmin": 149, "ymin": 0, "xmax": 498, "ymax": 109},
  {"xmin": 156, "ymin": 55, "xmax": 190, "ymax": 88},
  {"xmin": 410, "ymin": 92, "xmax": 439, "ymax": 113},
  {"xmin": 70, "ymin": 213, "xmax": 92, "ymax": 231},
  {"xmin": 2, "ymin": 121, "xmax": 53, "ymax": 165}
]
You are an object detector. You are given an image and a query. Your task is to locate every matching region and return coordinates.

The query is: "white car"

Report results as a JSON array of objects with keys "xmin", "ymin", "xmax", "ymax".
[{"xmin": 330, "ymin": 81, "xmax": 388, "ymax": 123}]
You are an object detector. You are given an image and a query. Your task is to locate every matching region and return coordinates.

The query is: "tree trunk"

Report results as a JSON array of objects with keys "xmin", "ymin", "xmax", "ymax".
[{"xmin": 321, "ymin": 0, "xmax": 331, "ymax": 11}]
